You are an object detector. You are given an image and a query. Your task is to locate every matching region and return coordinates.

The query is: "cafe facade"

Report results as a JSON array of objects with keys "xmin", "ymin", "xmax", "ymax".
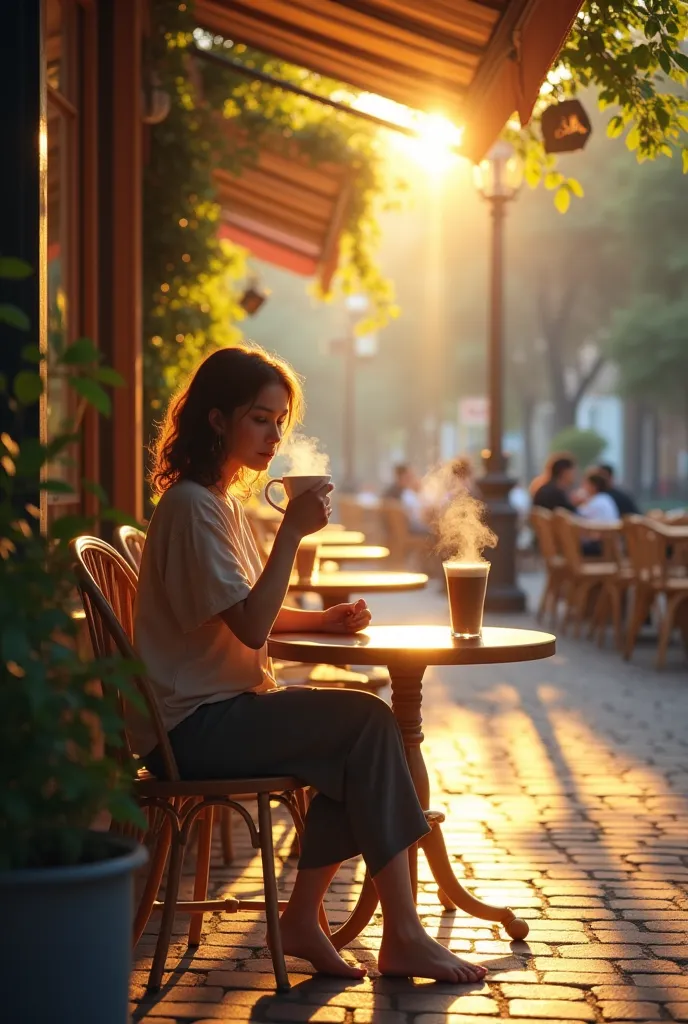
[{"xmin": 3, "ymin": 0, "xmax": 583, "ymax": 526}]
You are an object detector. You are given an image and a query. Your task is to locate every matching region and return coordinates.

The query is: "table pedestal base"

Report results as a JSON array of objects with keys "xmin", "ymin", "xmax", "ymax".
[{"xmin": 329, "ymin": 665, "xmax": 529, "ymax": 948}]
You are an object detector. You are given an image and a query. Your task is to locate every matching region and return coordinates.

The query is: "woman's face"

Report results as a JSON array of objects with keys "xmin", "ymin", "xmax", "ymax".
[{"xmin": 224, "ymin": 382, "xmax": 290, "ymax": 473}]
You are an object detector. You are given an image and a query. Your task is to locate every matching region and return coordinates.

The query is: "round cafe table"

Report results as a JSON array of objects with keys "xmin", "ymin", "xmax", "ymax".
[
  {"xmin": 287, "ymin": 571, "xmax": 427, "ymax": 610},
  {"xmin": 317, "ymin": 544, "xmax": 389, "ymax": 562},
  {"xmin": 268, "ymin": 624, "xmax": 556, "ymax": 945},
  {"xmin": 315, "ymin": 530, "xmax": 365, "ymax": 546}
]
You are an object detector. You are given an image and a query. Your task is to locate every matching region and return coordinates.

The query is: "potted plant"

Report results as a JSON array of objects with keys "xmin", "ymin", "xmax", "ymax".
[{"xmin": 0, "ymin": 258, "xmax": 148, "ymax": 1024}]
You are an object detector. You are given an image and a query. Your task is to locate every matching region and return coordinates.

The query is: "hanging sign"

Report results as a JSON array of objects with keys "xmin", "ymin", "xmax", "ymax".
[{"xmin": 541, "ymin": 99, "xmax": 592, "ymax": 154}]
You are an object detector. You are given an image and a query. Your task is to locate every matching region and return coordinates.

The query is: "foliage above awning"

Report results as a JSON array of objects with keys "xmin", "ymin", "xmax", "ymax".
[{"xmin": 196, "ymin": 0, "xmax": 584, "ymax": 160}]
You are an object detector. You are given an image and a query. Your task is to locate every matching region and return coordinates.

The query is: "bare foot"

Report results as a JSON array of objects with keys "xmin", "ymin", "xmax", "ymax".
[
  {"xmin": 277, "ymin": 911, "xmax": 367, "ymax": 979},
  {"xmin": 379, "ymin": 929, "xmax": 488, "ymax": 983}
]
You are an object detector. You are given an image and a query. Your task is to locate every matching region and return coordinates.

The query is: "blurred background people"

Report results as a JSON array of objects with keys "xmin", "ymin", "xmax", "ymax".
[
  {"xmin": 597, "ymin": 463, "xmax": 640, "ymax": 517},
  {"xmin": 531, "ymin": 455, "xmax": 578, "ymax": 513},
  {"xmin": 578, "ymin": 470, "xmax": 620, "ymax": 522}
]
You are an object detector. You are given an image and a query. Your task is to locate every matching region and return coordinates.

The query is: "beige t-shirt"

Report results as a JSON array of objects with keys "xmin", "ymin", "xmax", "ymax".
[{"xmin": 132, "ymin": 479, "xmax": 276, "ymax": 755}]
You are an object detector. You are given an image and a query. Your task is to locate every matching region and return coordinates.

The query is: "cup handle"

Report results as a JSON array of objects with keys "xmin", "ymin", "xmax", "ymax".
[{"xmin": 265, "ymin": 478, "xmax": 286, "ymax": 514}]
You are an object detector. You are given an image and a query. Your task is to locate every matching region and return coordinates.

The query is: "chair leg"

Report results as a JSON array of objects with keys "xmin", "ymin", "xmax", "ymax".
[
  {"xmin": 257, "ymin": 793, "xmax": 290, "ymax": 991},
  {"xmin": 537, "ymin": 575, "xmax": 552, "ymax": 623},
  {"xmin": 134, "ymin": 816, "xmax": 172, "ymax": 946},
  {"xmin": 656, "ymin": 594, "xmax": 685, "ymax": 670},
  {"xmin": 188, "ymin": 806, "xmax": 214, "ymax": 946},
  {"xmin": 624, "ymin": 588, "xmax": 653, "ymax": 661},
  {"xmin": 148, "ymin": 828, "xmax": 185, "ymax": 992},
  {"xmin": 220, "ymin": 808, "xmax": 234, "ymax": 865}
]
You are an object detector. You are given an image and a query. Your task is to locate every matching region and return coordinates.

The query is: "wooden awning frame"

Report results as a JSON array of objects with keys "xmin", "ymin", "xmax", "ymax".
[{"xmin": 195, "ymin": 0, "xmax": 584, "ymax": 161}]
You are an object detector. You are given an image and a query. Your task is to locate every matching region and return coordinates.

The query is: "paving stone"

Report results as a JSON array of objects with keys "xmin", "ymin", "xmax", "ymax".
[
  {"xmin": 352, "ymin": 1012, "xmax": 408, "ymax": 1024},
  {"xmin": 665, "ymin": 1002, "xmax": 688, "ymax": 1020},
  {"xmin": 541, "ymin": 974, "xmax": 619, "ymax": 987},
  {"xmin": 534, "ymin": 959, "xmax": 618, "ymax": 973},
  {"xmin": 264, "ymin": 1006, "xmax": 347, "ymax": 1022},
  {"xmin": 597, "ymin": 1001, "xmax": 662, "ymax": 1019},
  {"xmin": 500, "ymin": 985, "xmax": 585, "ymax": 1000},
  {"xmin": 507, "ymin": 1000, "xmax": 595, "ymax": 1020},
  {"xmin": 395, "ymin": 994, "xmax": 498, "ymax": 1014},
  {"xmin": 620, "ymin": 960, "xmax": 684, "ymax": 973}
]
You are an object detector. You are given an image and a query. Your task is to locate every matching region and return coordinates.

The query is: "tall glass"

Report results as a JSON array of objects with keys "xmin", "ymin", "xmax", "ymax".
[{"xmin": 443, "ymin": 561, "xmax": 490, "ymax": 639}]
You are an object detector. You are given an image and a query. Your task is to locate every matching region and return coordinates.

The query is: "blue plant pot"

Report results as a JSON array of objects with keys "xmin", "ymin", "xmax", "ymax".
[{"xmin": 0, "ymin": 833, "xmax": 148, "ymax": 1024}]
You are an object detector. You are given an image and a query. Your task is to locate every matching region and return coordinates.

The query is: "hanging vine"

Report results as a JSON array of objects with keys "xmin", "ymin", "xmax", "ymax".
[{"xmin": 143, "ymin": 0, "xmax": 398, "ymax": 454}]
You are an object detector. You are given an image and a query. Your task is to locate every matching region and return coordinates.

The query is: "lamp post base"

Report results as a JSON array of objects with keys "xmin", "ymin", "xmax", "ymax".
[{"xmin": 480, "ymin": 466, "xmax": 527, "ymax": 613}]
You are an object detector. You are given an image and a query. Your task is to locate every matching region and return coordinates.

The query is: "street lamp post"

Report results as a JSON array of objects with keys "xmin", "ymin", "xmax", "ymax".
[
  {"xmin": 473, "ymin": 141, "xmax": 527, "ymax": 612},
  {"xmin": 340, "ymin": 294, "xmax": 370, "ymax": 494}
]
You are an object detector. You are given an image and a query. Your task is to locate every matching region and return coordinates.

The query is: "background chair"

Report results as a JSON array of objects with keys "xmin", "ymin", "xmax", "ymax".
[
  {"xmin": 115, "ymin": 524, "xmax": 145, "ymax": 573},
  {"xmin": 529, "ymin": 508, "xmax": 569, "ymax": 625},
  {"xmin": 552, "ymin": 510, "xmax": 618, "ymax": 638},
  {"xmin": 71, "ymin": 535, "xmax": 305, "ymax": 991}
]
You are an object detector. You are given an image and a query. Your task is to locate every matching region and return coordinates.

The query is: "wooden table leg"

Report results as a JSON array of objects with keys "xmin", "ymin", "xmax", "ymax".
[{"xmin": 389, "ymin": 665, "xmax": 530, "ymax": 940}]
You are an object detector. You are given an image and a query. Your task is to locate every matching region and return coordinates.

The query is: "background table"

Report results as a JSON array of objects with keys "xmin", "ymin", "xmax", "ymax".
[
  {"xmin": 268, "ymin": 625, "xmax": 556, "ymax": 944},
  {"xmin": 318, "ymin": 545, "xmax": 389, "ymax": 562},
  {"xmin": 287, "ymin": 571, "xmax": 428, "ymax": 609}
]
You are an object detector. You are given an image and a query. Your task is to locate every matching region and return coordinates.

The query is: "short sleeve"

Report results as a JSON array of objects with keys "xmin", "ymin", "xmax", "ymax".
[{"xmin": 162, "ymin": 503, "xmax": 252, "ymax": 632}]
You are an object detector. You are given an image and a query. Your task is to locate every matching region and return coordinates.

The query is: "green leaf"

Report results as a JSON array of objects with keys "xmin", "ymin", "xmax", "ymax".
[
  {"xmin": 673, "ymin": 51, "xmax": 688, "ymax": 73},
  {"xmin": 0, "ymin": 304, "xmax": 30, "ymax": 330},
  {"xmin": 100, "ymin": 507, "xmax": 143, "ymax": 528},
  {"xmin": 50, "ymin": 514, "xmax": 90, "ymax": 541},
  {"xmin": 524, "ymin": 162, "xmax": 541, "ymax": 188},
  {"xmin": 567, "ymin": 177, "xmax": 584, "ymax": 198},
  {"xmin": 682, "ymin": 149, "xmax": 688, "ymax": 174},
  {"xmin": 20, "ymin": 344, "xmax": 42, "ymax": 364},
  {"xmin": 42, "ymin": 478, "xmax": 75, "ymax": 494},
  {"xmin": 67, "ymin": 376, "xmax": 111, "ymax": 416},
  {"xmin": 82, "ymin": 479, "xmax": 109, "ymax": 504},
  {"xmin": 554, "ymin": 187, "xmax": 571, "ymax": 214},
  {"xmin": 625, "ymin": 126, "xmax": 640, "ymax": 152},
  {"xmin": 0, "ymin": 257, "xmax": 33, "ymax": 279},
  {"xmin": 606, "ymin": 116, "xmax": 624, "ymax": 139},
  {"xmin": 59, "ymin": 337, "xmax": 98, "ymax": 366},
  {"xmin": 645, "ymin": 16, "xmax": 661, "ymax": 38},
  {"xmin": 92, "ymin": 366, "xmax": 125, "ymax": 387},
  {"xmin": 544, "ymin": 171, "xmax": 564, "ymax": 190},
  {"xmin": 658, "ymin": 49, "xmax": 671, "ymax": 75},
  {"xmin": 13, "ymin": 371, "xmax": 43, "ymax": 404}
]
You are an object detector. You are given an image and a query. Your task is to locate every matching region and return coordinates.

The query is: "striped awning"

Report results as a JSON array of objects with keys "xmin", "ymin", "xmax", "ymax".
[
  {"xmin": 214, "ymin": 136, "xmax": 354, "ymax": 289},
  {"xmin": 196, "ymin": 0, "xmax": 584, "ymax": 160}
]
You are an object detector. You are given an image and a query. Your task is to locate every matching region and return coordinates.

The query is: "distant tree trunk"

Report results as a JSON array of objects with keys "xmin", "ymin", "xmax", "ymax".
[{"xmin": 537, "ymin": 279, "xmax": 606, "ymax": 434}]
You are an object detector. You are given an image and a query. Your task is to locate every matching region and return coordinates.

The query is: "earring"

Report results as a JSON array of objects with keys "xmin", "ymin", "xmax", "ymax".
[{"xmin": 212, "ymin": 431, "xmax": 224, "ymax": 455}]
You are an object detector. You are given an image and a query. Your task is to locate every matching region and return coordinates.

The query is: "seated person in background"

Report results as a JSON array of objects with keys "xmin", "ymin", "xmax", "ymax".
[
  {"xmin": 531, "ymin": 455, "xmax": 578, "ymax": 513},
  {"xmin": 383, "ymin": 463, "xmax": 411, "ymax": 501},
  {"xmin": 578, "ymin": 470, "xmax": 620, "ymax": 522},
  {"xmin": 597, "ymin": 463, "xmax": 640, "ymax": 517}
]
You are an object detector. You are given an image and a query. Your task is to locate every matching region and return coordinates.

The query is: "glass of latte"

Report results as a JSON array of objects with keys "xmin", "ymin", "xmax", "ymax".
[{"xmin": 443, "ymin": 561, "xmax": 490, "ymax": 639}]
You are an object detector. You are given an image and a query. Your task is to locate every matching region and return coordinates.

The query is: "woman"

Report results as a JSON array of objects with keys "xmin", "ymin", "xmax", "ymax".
[
  {"xmin": 578, "ymin": 470, "xmax": 620, "ymax": 523},
  {"xmin": 134, "ymin": 346, "xmax": 486, "ymax": 984}
]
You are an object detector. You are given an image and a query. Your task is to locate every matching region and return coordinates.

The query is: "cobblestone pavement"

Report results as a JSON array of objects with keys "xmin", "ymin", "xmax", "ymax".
[{"xmin": 132, "ymin": 575, "xmax": 688, "ymax": 1024}]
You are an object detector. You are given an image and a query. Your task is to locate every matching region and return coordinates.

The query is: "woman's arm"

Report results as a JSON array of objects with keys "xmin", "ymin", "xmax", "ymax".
[
  {"xmin": 273, "ymin": 606, "xmax": 325, "ymax": 632},
  {"xmin": 221, "ymin": 487, "xmax": 330, "ymax": 649}
]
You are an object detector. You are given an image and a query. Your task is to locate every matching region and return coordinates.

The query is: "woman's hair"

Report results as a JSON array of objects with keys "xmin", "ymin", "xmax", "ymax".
[{"xmin": 150, "ymin": 345, "xmax": 304, "ymax": 497}]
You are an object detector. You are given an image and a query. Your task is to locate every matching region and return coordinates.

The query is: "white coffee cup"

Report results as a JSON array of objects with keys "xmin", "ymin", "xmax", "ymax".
[{"xmin": 264, "ymin": 474, "xmax": 332, "ymax": 514}]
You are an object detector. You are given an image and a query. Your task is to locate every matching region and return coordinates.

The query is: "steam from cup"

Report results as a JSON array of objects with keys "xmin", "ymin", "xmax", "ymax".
[
  {"xmin": 424, "ymin": 461, "xmax": 497, "ymax": 563},
  {"xmin": 279, "ymin": 432, "xmax": 330, "ymax": 476}
]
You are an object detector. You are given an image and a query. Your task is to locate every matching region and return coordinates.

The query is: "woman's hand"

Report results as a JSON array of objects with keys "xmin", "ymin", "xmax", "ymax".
[
  {"xmin": 282, "ymin": 484, "xmax": 334, "ymax": 539},
  {"xmin": 320, "ymin": 598, "xmax": 371, "ymax": 634}
]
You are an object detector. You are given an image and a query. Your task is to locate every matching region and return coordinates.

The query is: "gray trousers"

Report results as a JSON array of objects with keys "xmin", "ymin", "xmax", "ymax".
[{"xmin": 144, "ymin": 687, "xmax": 429, "ymax": 877}]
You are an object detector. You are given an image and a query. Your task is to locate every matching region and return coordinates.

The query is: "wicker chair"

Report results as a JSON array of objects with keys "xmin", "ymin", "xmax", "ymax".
[
  {"xmin": 71, "ymin": 536, "xmax": 306, "ymax": 992},
  {"xmin": 623, "ymin": 516, "xmax": 688, "ymax": 668},
  {"xmin": 115, "ymin": 524, "xmax": 146, "ymax": 572},
  {"xmin": 529, "ymin": 508, "xmax": 569, "ymax": 625},
  {"xmin": 552, "ymin": 510, "xmax": 618, "ymax": 638}
]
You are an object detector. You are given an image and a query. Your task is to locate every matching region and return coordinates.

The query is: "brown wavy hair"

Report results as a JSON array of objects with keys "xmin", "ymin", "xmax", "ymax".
[{"xmin": 150, "ymin": 345, "xmax": 304, "ymax": 497}]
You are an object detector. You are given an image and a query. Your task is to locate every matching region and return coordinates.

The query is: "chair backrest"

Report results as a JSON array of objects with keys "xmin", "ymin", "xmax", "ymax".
[
  {"xmin": 379, "ymin": 499, "xmax": 411, "ymax": 564},
  {"xmin": 336, "ymin": 494, "xmax": 364, "ymax": 533},
  {"xmin": 623, "ymin": 515, "xmax": 667, "ymax": 585},
  {"xmin": 552, "ymin": 509, "xmax": 584, "ymax": 572},
  {"xmin": 529, "ymin": 508, "xmax": 560, "ymax": 564},
  {"xmin": 115, "ymin": 524, "xmax": 146, "ymax": 573},
  {"xmin": 70, "ymin": 536, "xmax": 179, "ymax": 781}
]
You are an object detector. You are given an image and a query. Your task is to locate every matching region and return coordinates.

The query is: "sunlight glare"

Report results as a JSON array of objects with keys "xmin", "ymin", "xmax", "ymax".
[{"xmin": 351, "ymin": 93, "xmax": 463, "ymax": 176}]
